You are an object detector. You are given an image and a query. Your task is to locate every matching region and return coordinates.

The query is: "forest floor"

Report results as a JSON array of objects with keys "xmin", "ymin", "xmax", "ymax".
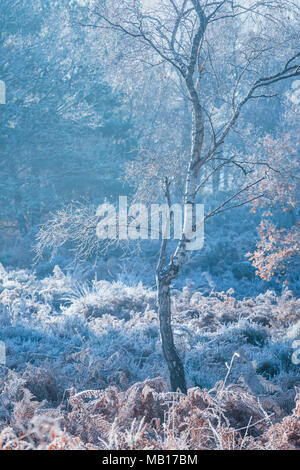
[{"xmin": 0, "ymin": 264, "xmax": 299, "ymax": 450}]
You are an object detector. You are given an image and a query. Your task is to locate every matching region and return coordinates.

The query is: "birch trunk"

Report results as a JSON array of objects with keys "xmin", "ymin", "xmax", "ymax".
[
  {"xmin": 156, "ymin": 83, "xmax": 204, "ymax": 394},
  {"xmin": 157, "ymin": 277, "xmax": 187, "ymax": 394},
  {"xmin": 155, "ymin": 4, "xmax": 207, "ymax": 394}
]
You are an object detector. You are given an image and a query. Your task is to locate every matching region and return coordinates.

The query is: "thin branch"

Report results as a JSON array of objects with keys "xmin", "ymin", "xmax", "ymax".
[
  {"xmin": 206, "ymin": 193, "xmax": 265, "ymax": 219},
  {"xmin": 205, "ymin": 177, "xmax": 266, "ymax": 219},
  {"xmin": 200, "ymin": 54, "xmax": 300, "ymax": 168}
]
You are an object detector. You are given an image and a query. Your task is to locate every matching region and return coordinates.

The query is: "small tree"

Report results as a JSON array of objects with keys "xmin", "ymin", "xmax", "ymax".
[
  {"xmin": 247, "ymin": 97, "xmax": 300, "ymax": 282},
  {"xmin": 37, "ymin": 0, "xmax": 300, "ymax": 393}
]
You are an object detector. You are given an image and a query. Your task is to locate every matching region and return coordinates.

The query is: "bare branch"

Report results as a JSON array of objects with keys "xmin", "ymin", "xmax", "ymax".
[
  {"xmin": 206, "ymin": 193, "xmax": 265, "ymax": 219},
  {"xmin": 205, "ymin": 177, "xmax": 266, "ymax": 219}
]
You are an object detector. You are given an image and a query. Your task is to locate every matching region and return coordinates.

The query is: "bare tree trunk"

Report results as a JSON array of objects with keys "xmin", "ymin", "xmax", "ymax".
[
  {"xmin": 154, "ymin": 3, "xmax": 207, "ymax": 395},
  {"xmin": 212, "ymin": 163, "xmax": 220, "ymax": 195},
  {"xmin": 155, "ymin": 33, "xmax": 205, "ymax": 395},
  {"xmin": 223, "ymin": 162, "xmax": 229, "ymax": 191},
  {"xmin": 157, "ymin": 276, "xmax": 187, "ymax": 394}
]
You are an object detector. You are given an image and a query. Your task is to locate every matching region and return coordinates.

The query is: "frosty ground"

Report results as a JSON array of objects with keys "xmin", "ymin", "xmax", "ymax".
[{"xmin": 0, "ymin": 263, "xmax": 299, "ymax": 450}]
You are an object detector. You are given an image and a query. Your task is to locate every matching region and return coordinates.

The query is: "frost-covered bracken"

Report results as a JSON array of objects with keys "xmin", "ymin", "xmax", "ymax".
[{"xmin": 0, "ymin": 265, "xmax": 299, "ymax": 449}]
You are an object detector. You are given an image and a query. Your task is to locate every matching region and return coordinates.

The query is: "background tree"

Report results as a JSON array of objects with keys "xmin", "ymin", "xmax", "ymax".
[{"xmin": 0, "ymin": 0, "xmax": 134, "ymax": 265}]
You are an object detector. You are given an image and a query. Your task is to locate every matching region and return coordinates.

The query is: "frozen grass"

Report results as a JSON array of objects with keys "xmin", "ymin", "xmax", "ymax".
[{"xmin": 0, "ymin": 264, "xmax": 299, "ymax": 450}]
